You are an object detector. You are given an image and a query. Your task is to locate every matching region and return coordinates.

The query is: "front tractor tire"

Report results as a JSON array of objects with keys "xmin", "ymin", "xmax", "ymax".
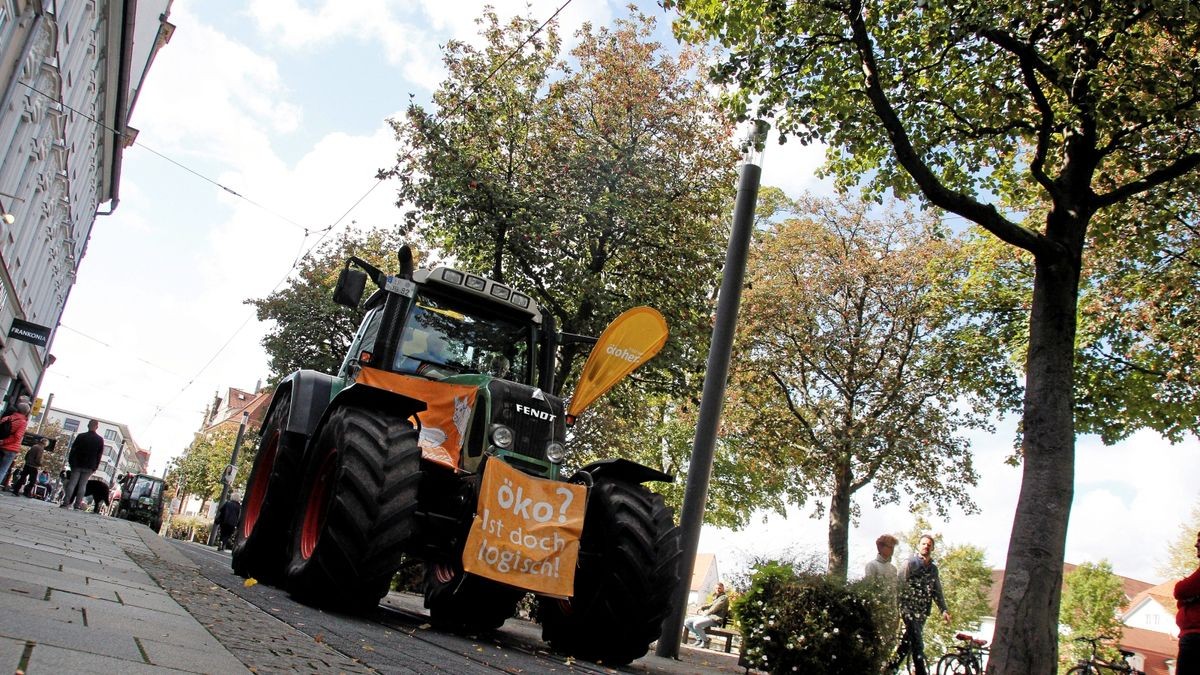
[
  {"xmin": 539, "ymin": 477, "xmax": 682, "ymax": 666},
  {"xmin": 232, "ymin": 390, "xmax": 306, "ymax": 585},
  {"xmin": 423, "ymin": 560, "xmax": 524, "ymax": 633},
  {"xmin": 283, "ymin": 406, "xmax": 420, "ymax": 613}
]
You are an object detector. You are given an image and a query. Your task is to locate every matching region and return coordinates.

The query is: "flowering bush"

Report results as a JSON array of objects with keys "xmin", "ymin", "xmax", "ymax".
[
  {"xmin": 734, "ymin": 561, "xmax": 890, "ymax": 674},
  {"xmin": 162, "ymin": 515, "xmax": 211, "ymax": 543}
]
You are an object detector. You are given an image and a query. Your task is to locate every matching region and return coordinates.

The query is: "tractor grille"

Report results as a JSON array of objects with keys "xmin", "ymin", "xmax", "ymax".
[{"xmin": 489, "ymin": 381, "xmax": 564, "ymax": 467}]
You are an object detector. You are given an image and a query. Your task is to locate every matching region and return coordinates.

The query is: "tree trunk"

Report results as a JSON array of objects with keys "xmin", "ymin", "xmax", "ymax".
[
  {"xmin": 827, "ymin": 459, "xmax": 853, "ymax": 581},
  {"xmin": 987, "ymin": 249, "xmax": 1080, "ymax": 674}
]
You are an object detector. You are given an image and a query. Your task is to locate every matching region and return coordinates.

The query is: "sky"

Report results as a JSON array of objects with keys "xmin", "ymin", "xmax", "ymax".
[{"xmin": 36, "ymin": 0, "xmax": 1199, "ymax": 587}]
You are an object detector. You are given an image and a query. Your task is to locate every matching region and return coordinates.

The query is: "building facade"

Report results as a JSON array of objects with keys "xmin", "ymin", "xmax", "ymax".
[
  {"xmin": 0, "ymin": 0, "xmax": 172, "ymax": 405},
  {"xmin": 39, "ymin": 405, "xmax": 147, "ymax": 484}
]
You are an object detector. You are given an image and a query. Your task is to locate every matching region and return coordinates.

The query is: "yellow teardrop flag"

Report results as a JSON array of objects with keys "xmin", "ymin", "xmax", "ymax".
[{"xmin": 567, "ymin": 306, "xmax": 668, "ymax": 419}]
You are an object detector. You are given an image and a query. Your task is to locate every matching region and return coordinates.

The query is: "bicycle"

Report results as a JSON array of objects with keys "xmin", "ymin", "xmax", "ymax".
[
  {"xmin": 936, "ymin": 632, "xmax": 988, "ymax": 675},
  {"xmin": 1065, "ymin": 635, "xmax": 1144, "ymax": 675}
]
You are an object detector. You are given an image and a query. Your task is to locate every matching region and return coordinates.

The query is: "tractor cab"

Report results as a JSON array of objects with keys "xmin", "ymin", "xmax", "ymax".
[{"xmin": 114, "ymin": 473, "xmax": 165, "ymax": 532}]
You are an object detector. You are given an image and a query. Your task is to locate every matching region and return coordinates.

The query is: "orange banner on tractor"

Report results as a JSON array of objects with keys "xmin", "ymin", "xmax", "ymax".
[
  {"xmin": 567, "ymin": 306, "xmax": 668, "ymax": 419},
  {"xmin": 354, "ymin": 367, "xmax": 478, "ymax": 470},
  {"xmin": 463, "ymin": 458, "xmax": 587, "ymax": 599}
]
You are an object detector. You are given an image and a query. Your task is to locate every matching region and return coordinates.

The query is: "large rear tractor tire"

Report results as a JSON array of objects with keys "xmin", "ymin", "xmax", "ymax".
[
  {"xmin": 424, "ymin": 560, "xmax": 524, "ymax": 633},
  {"xmin": 539, "ymin": 477, "xmax": 681, "ymax": 666},
  {"xmin": 284, "ymin": 406, "xmax": 420, "ymax": 613},
  {"xmin": 231, "ymin": 390, "xmax": 306, "ymax": 585}
]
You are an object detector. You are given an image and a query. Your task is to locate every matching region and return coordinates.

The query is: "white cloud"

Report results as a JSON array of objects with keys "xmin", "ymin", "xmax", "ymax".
[
  {"xmin": 758, "ymin": 130, "xmax": 834, "ymax": 198},
  {"xmin": 698, "ymin": 422, "xmax": 1198, "ymax": 586}
]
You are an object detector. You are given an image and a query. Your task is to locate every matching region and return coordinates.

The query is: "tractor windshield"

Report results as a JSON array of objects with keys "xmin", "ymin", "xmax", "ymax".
[
  {"xmin": 394, "ymin": 291, "xmax": 533, "ymax": 382},
  {"xmin": 131, "ymin": 476, "xmax": 163, "ymax": 501}
]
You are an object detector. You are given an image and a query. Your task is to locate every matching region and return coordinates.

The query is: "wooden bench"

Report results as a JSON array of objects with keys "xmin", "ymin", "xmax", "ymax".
[{"xmin": 680, "ymin": 625, "xmax": 740, "ymax": 653}]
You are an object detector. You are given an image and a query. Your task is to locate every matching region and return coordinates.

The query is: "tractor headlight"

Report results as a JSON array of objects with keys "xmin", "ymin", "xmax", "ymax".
[
  {"xmin": 491, "ymin": 424, "xmax": 514, "ymax": 449},
  {"xmin": 546, "ymin": 441, "xmax": 567, "ymax": 463}
]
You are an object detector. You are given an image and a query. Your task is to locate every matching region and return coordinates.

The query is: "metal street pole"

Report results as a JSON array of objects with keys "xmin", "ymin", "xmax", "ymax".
[
  {"xmin": 35, "ymin": 392, "xmax": 53, "ymax": 435},
  {"xmin": 208, "ymin": 411, "xmax": 250, "ymax": 546},
  {"xmin": 656, "ymin": 120, "xmax": 769, "ymax": 659},
  {"xmin": 110, "ymin": 439, "xmax": 126, "ymax": 484}
]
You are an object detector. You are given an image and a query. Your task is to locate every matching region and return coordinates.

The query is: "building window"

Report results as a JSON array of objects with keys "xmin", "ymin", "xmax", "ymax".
[
  {"xmin": 104, "ymin": 429, "xmax": 118, "ymax": 441},
  {"xmin": 63, "ymin": 418, "xmax": 79, "ymax": 432}
]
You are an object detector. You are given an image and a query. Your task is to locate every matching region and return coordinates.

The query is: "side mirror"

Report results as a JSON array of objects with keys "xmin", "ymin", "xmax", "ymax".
[{"xmin": 332, "ymin": 267, "xmax": 368, "ymax": 308}]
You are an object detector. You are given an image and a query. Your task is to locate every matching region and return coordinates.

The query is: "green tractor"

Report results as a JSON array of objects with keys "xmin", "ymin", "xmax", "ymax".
[
  {"xmin": 232, "ymin": 246, "xmax": 681, "ymax": 665},
  {"xmin": 113, "ymin": 473, "xmax": 166, "ymax": 533}
]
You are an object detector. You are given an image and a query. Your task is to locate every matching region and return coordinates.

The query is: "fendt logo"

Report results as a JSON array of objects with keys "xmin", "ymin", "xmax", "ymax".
[
  {"xmin": 605, "ymin": 345, "xmax": 644, "ymax": 363},
  {"xmin": 515, "ymin": 403, "xmax": 554, "ymax": 421}
]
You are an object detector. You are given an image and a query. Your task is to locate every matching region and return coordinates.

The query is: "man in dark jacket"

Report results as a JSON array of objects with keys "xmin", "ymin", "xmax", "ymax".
[
  {"xmin": 214, "ymin": 494, "xmax": 241, "ymax": 551},
  {"xmin": 11, "ymin": 439, "xmax": 45, "ymax": 497},
  {"xmin": 684, "ymin": 582, "xmax": 730, "ymax": 647},
  {"xmin": 61, "ymin": 420, "xmax": 104, "ymax": 510},
  {"xmin": 887, "ymin": 534, "xmax": 952, "ymax": 675}
]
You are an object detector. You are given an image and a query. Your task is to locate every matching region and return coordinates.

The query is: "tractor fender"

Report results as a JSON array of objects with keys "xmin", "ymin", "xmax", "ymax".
[
  {"xmin": 308, "ymin": 380, "xmax": 429, "ymax": 440},
  {"xmin": 273, "ymin": 370, "xmax": 337, "ymax": 438},
  {"xmin": 570, "ymin": 458, "xmax": 674, "ymax": 486}
]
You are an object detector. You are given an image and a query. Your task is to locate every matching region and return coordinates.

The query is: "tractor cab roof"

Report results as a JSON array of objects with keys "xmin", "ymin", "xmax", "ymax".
[{"xmin": 414, "ymin": 266, "xmax": 543, "ymax": 324}]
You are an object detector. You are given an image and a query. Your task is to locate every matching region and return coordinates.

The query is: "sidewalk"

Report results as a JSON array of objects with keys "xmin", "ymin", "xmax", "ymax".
[
  {"xmin": 0, "ymin": 491, "xmax": 747, "ymax": 674},
  {"xmin": 0, "ymin": 492, "xmax": 247, "ymax": 673}
]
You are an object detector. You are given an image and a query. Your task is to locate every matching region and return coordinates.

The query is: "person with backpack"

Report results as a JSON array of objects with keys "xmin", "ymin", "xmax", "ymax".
[{"xmin": 0, "ymin": 402, "xmax": 31, "ymax": 489}]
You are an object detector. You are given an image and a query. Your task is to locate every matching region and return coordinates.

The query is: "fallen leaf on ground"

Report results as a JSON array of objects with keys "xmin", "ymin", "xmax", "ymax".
[
  {"xmin": 314, "ymin": 634, "xmax": 324, "ymax": 643},
  {"xmin": 243, "ymin": 578, "xmax": 258, "ymax": 587}
]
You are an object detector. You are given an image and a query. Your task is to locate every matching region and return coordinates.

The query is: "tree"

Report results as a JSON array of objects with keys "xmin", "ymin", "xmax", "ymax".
[
  {"xmin": 1160, "ymin": 498, "xmax": 1200, "ymax": 581},
  {"xmin": 1058, "ymin": 561, "xmax": 1126, "ymax": 671},
  {"xmin": 668, "ymin": 2, "xmax": 1200, "ymax": 670},
  {"xmin": 384, "ymin": 9, "xmax": 751, "ymax": 521},
  {"xmin": 165, "ymin": 425, "xmax": 256, "ymax": 514},
  {"xmin": 247, "ymin": 228, "xmax": 404, "ymax": 382},
  {"xmin": 726, "ymin": 193, "xmax": 1002, "ymax": 578}
]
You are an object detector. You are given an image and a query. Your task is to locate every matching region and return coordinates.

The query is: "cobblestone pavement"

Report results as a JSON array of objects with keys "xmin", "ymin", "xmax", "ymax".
[
  {"xmin": 132, "ymin": 546, "xmax": 377, "ymax": 674},
  {"xmin": 169, "ymin": 539, "xmax": 746, "ymax": 674}
]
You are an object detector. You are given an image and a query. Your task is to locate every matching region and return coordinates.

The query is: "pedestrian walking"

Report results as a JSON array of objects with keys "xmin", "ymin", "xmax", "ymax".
[
  {"xmin": 11, "ymin": 439, "xmax": 46, "ymax": 497},
  {"xmin": 60, "ymin": 420, "xmax": 104, "ymax": 510},
  {"xmin": 0, "ymin": 402, "xmax": 31, "ymax": 488},
  {"xmin": 886, "ymin": 534, "xmax": 951, "ymax": 675},
  {"xmin": 214, "ymin": 494, "xmax": 241, "ymax": 551},
  {"xmin": 1177, "ymin": 529, "xmax": 1200, "ymax": 675},
  {"xmin": 865, "ymin": 533, "xmax": 899, "ymax": 585},
  {"xmin": 683, "ymin": 582, "xmax": 730, "ymax": 647},
  {"xmin": 866, "ymin": 533, "xmax": 901, "ymax": 643}
]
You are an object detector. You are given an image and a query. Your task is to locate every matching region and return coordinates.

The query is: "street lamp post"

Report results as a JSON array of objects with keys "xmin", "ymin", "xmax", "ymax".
[{"xmin": 656, "ymin": 120, "xmax": 769, "ymax": 659}]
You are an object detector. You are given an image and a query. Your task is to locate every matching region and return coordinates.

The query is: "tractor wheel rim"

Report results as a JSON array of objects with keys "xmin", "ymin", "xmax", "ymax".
[
  {"xmin": 434, "ymin": 563, "xmax": 456, "ymax": 585},
  {"xmin": 243, "ymin": 429, "xmax": 278, "ymax": 536},
  {"xmin": 299, "ymin": 447, "xmax": 338, "ymax": 560}
]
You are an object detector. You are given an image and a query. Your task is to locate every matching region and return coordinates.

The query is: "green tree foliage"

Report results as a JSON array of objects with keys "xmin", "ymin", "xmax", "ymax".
[
  {"xmin": 1058, "ymin": 561, "xmax": 1126, "ymax": 671},
  {"xmin": 726, "ymin": 193, "xmax": 1003, "ymax": 578},
  {"xmin": 247, "ymin": 228, "xmax": 404, "ymax": 382},
  {"xmin": 1160, "ymin": 498, "xmax": 1200, "ymax": 581},
  {"xmin": 384, "ymin": 8, "xmax": 744, "ymax": 519},
  {"xmin": 165, "ymin": 425, "xmax": 257, "ymax": 513},
  {"xmin": 668, "ymin": 2, "xmax": 1200, "ymax": 670},
  {"xmin": 386, "ymin": 10, "xmax": 734, "ymax": 389}
]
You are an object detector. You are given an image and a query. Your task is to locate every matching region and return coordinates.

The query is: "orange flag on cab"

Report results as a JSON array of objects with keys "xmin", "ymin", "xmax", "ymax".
[{"xmin": 566, "ymin": 306, "xmax": 668, "ymax": 420}]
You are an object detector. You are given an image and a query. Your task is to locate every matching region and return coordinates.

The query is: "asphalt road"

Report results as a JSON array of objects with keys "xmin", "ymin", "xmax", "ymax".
[{"xmin": 163, "ymin": 539, "xmax": 743, "ymax": 674}]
